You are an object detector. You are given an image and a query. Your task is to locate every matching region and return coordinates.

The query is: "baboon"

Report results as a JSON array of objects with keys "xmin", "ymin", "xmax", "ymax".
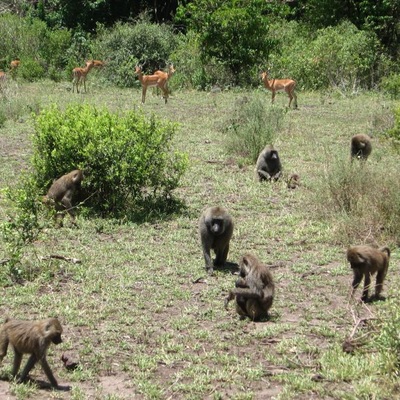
[
  {"xmin": 347, "ymin": 245, "xmax": 391, "ymax": 302},
  {"xmin": 255, "ymin": 145, "xmax": 282, "ymax": 182},
  {"xmin": 43, "ymin": 169, "xmax": 83, "ymax": 226},
  {"xmin": 199, "ymin": 206, "xmax": 234, "ymax": 275},
  {"xmin": 0, "ymin": 318, "xmax": 64, "ymax": 389},
  {"xmin": 287, "ymin": 173, "xmax": 300, "ymax": 189},
  {"xmin": 351, "ymin": 134, "xmax": 372, "ymax": 161},
  {"xmin": 225, "ymin": 253, "xmax": 275, "ymax": 321}
]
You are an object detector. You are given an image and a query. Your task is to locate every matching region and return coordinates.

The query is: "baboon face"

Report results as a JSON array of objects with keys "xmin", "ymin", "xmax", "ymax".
[
  {"xmin": 45, "ymin": 318, "xmax": 63, "ymax": 344},
  {"xmin": 209, "ymin": 217, "xmax": 225, "ymax": 235}
]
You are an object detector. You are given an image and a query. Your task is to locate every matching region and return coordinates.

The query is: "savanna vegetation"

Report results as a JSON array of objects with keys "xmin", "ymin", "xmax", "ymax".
[{"xmin": 0, "ymin": 1, "xmax": 400, "ymax": 399}]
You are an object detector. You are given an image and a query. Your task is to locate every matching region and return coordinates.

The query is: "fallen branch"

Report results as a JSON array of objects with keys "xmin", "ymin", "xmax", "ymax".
[{"xmin": 40, "ymin": 254, "xmax": 81, "ymax": 264}]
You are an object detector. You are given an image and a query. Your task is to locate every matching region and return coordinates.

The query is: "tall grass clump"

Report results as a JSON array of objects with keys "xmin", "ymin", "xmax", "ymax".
[
  {"xmin": 32, "ymin": 104, "xmax": 188, "ymax": 219},
  {"xmin": 315, "ymin": 156, "xmax": 400, "ymax": 243},
  {"xmin": 375, "ymin": 298, "xmax": 400, "ymax": 377},
  {"xmin": 224, "ymin": 95, "xmax": 286, "ymax": 163}
]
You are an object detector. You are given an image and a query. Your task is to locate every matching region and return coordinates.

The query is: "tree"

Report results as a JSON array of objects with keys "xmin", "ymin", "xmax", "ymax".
[{"xmin": 176, "ymin": 0, "xmax": 283, "ymax": 85}]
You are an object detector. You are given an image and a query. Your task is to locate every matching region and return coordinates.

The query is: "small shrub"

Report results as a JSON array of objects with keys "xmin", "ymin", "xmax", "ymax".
[
  {"xmin": 224, "ymin": 95, "xmax": 286, "ymax": 163},
  {"xmin": 1, "ymin": 175, "xmax": 43, "ymax": 284},
  {"xmin": 19, "ymin": 58, "xmax": 45, "ymax": 81},
  {"xmin": 32, "ymin": 104, "xmax": 188, "ymax": 219}
]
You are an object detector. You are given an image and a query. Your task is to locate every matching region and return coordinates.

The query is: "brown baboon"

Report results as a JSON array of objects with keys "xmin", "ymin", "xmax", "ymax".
[
  {"xmin": 347, "ymin": 245, "xmax": 390, "ymax": 302},
  {"xmin": 255, "ymin": 145, "xmax": 282, "ymax": 182},
  {"xmin": 43, "ymin": 169, "xmax": 83, "ymax": 226},
  {"xmin": 0, "ymin": 318, "xmax": 65, "ymax": 389},
  {"xmin": 351, "ymin": 134, "xmax": 372, "ymax": 161},
  {"xmin": 287, "ymin": 173, "xmax": 300, "ymax": 189},
  {"xmin": 199, "ymin": 206, "xmax": 234, "ymax": 275},
  {"xmin": 225, "ymin": 253, "xmax": 275, "ymax": 321}
]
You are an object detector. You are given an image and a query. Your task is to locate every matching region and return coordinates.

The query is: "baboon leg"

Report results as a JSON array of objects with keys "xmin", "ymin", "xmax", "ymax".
[
  {"xmin": 203, "ymin": 244, "xmax": 214, "ymax": 274},
  {"xmin": 17, "ymin": 354, "xmax": 36, "ymax": 381},
  {"xmin": 375, "ymin": 270, "xmax": 387, "ymax": 299},
  {"xmin": 40, "ymin": 358, "xmax": 59, "ymax": 388},
  {"xmin": 11, "ymin": 350, "xmax": 24, "ymax": 377},
  {"xmin": 351, "ymin": 270, "xmax": 363, "ymax": 298},
  {"xmin": 0, "ymin": 334, "xmax": 8, "ymax": 361},
  {"xmin": 246, "ymin": 299, "xmax": 263, "ymax": 321},
  {"xmin": 215, "ymin": 244, "xmax": 229, "ymax": 267},
  {"xmin": 235, "ymin": 296, "xmax": 248, "ymax": 318},
  {"xmin": 362, "ymin": 273, "xmax": 372, "ymax": 302}
]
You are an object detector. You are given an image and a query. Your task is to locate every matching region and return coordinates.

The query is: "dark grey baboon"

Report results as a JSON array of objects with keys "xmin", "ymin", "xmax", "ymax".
[
  {"xmin": 199, "ymin": 206, "xmax": 234, "ymax": 275},
  {"xmin": 347, "ymin": 245, "xmax": 390, "ymax": 302},
  {"xmin": 350, "ymin": 134, "xmax": 372, "ymax": 161},
  {"xmin": 225, "ymin": 253, "xmax": 275, "ymax": 320},
  {"xmin": 255, "ymin": 146, "xmax": 282, "ymax": 182}
]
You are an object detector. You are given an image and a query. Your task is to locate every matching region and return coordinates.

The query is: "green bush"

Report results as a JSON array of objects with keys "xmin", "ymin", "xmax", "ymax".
[
  {"xmin": 269, "ymin": 20, "xmax": 382, "ymax": 91},
  {"xmin": 224, "ymin": 95, "xmax": 286, "ymax": 163},
  {"xmin": 92, "ymin": 17, "xmax": 178, "ymax": 88},
  {"xmin": 381, "ymin": 74, "xmax": 400, "ymax": 99},
  {"xmin": 1, "ymin": 175, "xmax": 43, "ymax": 284},
  {"xmin": 387, "ymin": 105, "xmax": 400, "ymax": 142},
  {"xmin": 32, "ymin": 104, "xmax": 188, "ymax": 218},
  {"xmin": 0, "ymin": 14, "xmax": 72, "ymax": 81}
]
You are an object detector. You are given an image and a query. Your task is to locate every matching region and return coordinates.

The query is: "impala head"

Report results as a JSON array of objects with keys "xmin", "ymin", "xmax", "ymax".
[
  {"xmin": 135, "ymin": 65, "xmax": 142, "ymax": 74},
  {"xmin": 260, "ymin": 71, "xmax": 268, "ymax": 81},
  {"xmin": 168, "ymin": 64, "xmax": 176, "ymax": 75}
]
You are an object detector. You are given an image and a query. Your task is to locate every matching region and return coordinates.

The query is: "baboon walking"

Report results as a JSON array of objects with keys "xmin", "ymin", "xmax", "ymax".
[
  {"xmin": 199, "ymin": 206, "xmax": 234, "ymax": 275},
  {"xmin": 347, "ymin": 245, "xmax": 390, "ymax": 302},
  {"xmin": 0, "ymin": 318, "xmax": 66, "ymax": 389}
]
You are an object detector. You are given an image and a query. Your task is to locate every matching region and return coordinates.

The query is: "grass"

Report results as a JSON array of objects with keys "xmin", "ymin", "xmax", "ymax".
[{"xmin": 0, "ymin": 79, "xmax": 399, "ymax": 399}]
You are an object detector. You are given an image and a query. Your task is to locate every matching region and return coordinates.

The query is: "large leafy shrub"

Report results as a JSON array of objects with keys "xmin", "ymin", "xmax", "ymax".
[
  {"xmin": 269, "ymin": 21, "xmax": 381, "ymax": 91},
  {"xmin": 0, "ymin": 13, "xmax": 72, "ymax": 80},
  {"xmin": 32, "ymin": 104, "xmax": 188, "ymax": 218},
  {"xmin": 92, "ymin": 17, "xmax": 178, "ymax": 87}
]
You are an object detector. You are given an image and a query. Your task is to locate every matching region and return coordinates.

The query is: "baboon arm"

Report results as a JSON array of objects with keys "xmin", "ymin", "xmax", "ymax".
[
  {"xmin": 18, "ymin": 354, "xmax": 36, "ymax": 381},
  {"xmin": 229, "ymin": 287, "xmax": 263, "ymax": 300},
  {"xmin": 40, "ymin": 358, "xmax": 59, "ymax": 388},
  {"xmin": 224, "ymin": 291, "xmax": 236, "ymax": 309},
  {"xmin": 257, "ymin": 170, "xmax": 271, "ymax": 179}
]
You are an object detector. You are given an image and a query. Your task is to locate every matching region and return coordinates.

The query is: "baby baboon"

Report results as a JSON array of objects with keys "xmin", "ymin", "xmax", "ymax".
[
  {"xmin": 347, "ymin": 245, "xmax": 391, "ymax": 302},
  {"xmin": 287, "ymin": 173, "xmax": 300, "ymax": 189},
  {"xmin": 225, "ymin": 253, "xmax": 275, "ymax": 321},
  {"xmin": 351, "ymin": 134, "xmax": 372, "ymax": 161},
  {"xmin": 199, "ymin": 206, "xmax": 234, "ymax": 275},
  {"xmin": 255, "ymin": 146, "xmax": 282, "ymax": 182},
  {"xmin": 0, "ymin": 318, "xmax": 64, "ymax": 389},
  {"xmin": 43, "ymin": 169, "xmax": 83, "ymax": 226}
]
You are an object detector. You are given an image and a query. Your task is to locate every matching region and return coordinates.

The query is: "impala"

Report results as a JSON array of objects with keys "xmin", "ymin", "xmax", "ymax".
[
  {"xmin": 10, "ymin": 59, "xmax": 20, "ymax": 70},
  {"xmin": 72, "ymin": 60, "xmax": 95, "ymax": 93},
  {"xmin": 135, "ymin": 64, "xmax": 175, "ymax": 104},
  {"xmin": 261, "ymin": 71, "xmax": 297, "ymax": 108}
]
